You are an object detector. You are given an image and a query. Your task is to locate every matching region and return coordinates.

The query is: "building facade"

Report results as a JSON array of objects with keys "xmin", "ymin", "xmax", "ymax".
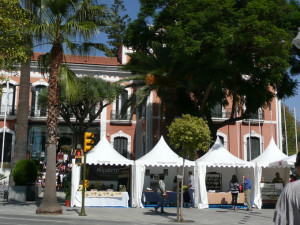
[{"xmin": 0, "ymin": 46, "xmax": 283, "ymax": 173}]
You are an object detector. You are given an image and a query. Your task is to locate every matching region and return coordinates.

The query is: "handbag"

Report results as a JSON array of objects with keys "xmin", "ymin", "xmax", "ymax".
[{"xmin": 162, "ymin": 192, "xmax": 168, "ymax": 198}]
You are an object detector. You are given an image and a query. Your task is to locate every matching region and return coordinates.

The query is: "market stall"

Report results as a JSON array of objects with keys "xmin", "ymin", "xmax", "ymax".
[
  {"xmin": 132, "ymin": 136, "xmax": 194, "ymax": 208},
  {"xmin": 71, "ymin": 137, "xmax": 133, "ymax": 207},
  {"xmin": 251, "ymin": 138, "xmax": 289, "ymax": 208},
  {"xmin": 194, "ymin": 138, "xmax": 254, "ymax": 209}
]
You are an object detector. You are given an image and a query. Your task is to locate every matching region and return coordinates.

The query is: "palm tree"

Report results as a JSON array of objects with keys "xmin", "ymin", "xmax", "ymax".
[
  {"xmin": 38, "ymin": 74, "xmax": 123, "ymax": 147},
  {"xmin": 30, "ymin": 0, "xmax": 109, "ymax": 214}
]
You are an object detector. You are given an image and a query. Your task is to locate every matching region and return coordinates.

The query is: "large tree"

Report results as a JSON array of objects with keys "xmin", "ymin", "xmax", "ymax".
[
  {"xmin": 39, "ymin": 74, "xmax": 123, "ymax": 147},
  {"xmin": 30, "ymin": 0, "xmax": 109, "ymax": 214},
  {"xmin": 123, "ymin": 0, "xmax": 300, "ymax": 140},
  {"xmin": 0, "ymin": 0, "xmax": 30, "ymax": 69},
  {"xmin": 104, "ymin": 0, "xmax": 131, "ymax": 56}
]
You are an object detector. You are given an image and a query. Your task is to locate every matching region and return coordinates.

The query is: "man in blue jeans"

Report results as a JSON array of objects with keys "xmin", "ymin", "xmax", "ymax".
[{"xmin": 243, "ymin": 174, "xmax": 252, "ymax": 211}]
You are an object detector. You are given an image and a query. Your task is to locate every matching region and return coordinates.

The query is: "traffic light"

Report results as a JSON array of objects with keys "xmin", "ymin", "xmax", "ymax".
[
  {"xmin": 75, "ymin": 149, "xmax": 83, "ymax": 165},
  {"xmin": 84, "ymin": 179, "xmax": 89, "ymax": 188},
  {"xmin": 83, "ymin": 132, "xmax": 95, "ymax": 152}
]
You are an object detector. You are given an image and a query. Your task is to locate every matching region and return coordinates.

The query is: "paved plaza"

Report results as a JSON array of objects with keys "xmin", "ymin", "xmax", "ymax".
[{"xmin": 0, "ymin": 200, "xmax": 275, "ymax": 225}]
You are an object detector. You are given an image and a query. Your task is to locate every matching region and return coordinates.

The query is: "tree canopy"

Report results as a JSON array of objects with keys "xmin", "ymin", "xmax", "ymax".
[
  {"xmin": 123, "ymin": 0, "xmax": 300, "ymax": 139},
  {"xmin": 0, "ymin": 0, "xmax": 31, "ymax": 68},
  {"xmin": 168, "ymin": 114, "xmax": 211, "ymax": 159}
]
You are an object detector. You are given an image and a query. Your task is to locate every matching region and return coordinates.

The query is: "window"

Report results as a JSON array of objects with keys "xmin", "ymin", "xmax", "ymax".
[
  {"xmin": 211, "ymin": 103, "xmax": 222, "ymax": 118},
  {"xmin": 114, "ymin": 137, "xmax": 128, "ymax": 158},
  {"xmin": 0, "ymin": 84, "xmax": 16, "ymax": 115},
  {"xmin": 247, "ymin": 137, "xmax": 260, "ymax": 161},
  {"xmin": 115, "ymin": 90, "xmax": 128, "ymax": 119},
  {"xmin": 31, "ymin": 85, "xmax": 47, "ymax": 116},
  {"xmin": 0, "ymin": 132, "xmax": 12, "ymax": 162}
]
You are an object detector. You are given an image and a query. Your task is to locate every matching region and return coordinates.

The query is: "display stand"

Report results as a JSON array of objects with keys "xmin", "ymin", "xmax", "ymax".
[
  {"xmin": 260, "ymin": 183, "xmax": 282, "ymax": 205},
  {"xmin": 206, "ymin": 172, "xmax": 222, "ymax": 191}
]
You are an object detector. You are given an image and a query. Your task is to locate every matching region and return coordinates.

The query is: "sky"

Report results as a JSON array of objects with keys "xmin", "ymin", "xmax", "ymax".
[{"xmin": 34, "ymin": 0, "xmax": 300, "ymax": 121}]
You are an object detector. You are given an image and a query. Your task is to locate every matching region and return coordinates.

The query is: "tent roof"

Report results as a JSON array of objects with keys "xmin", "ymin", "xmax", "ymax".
[
  {"xmin": 269, "ymin": 154, "xmax": 296, "ymax": 168},
  {"xmin": 135, "ymin": 136, "xmax": 194, "ymax": 167},
  {"xmin": 86, "ymin": 137, "xmax": 133, "ymax": 166},
  {"xmin": 197, "ymin": 137, "xmax": 254, "ymax": 168},
  {"xmin": 252, "ymin": 138, "xmax": 287, "ymax": 167}
]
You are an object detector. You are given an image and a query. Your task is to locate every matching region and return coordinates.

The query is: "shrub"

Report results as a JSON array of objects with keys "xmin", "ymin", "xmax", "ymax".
[
  {"xmin": 12, "ymin": 160, "xmax": 38, "ymax": 186},
  {"xmin": 62, "ymin": 173, "xmax": 71, "ymax": 200}
]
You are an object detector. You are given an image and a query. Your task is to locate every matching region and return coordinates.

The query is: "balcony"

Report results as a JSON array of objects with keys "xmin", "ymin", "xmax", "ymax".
[
  {"xmin": 243, "ymin": 110, "xmax": 265, "ymax": 124},
  {"xmin": 0, "ymin": 105, "xmax": 16, "ymax": 116},
  {"xmin": 211, "ymin": 107, "xmax": 231, "ymax": 122},
  {"xmin": 110, "ymin": 110, "xmax": 132, "ymax": 125}
]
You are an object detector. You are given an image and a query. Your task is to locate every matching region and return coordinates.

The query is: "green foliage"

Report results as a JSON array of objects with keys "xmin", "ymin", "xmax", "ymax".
[
  {"xmin": 104, "ymin": 0, "xmax": 131, "ymax": 56},
  {"xmin": 12, "ymin": 160, "xmax": 38, "ymax": 186},
  {"xmin": 282, "ymin": 105, "xmax": 300, "ymax": 155},
  {"xmin": 0, "ymin": 0, "xmax": 31, "ymax": 68},
  {"xmin": 62, "ymin": 173, "xmax": 71, "ymax": 200},
  {"xmin": 123, "ymin": 0, "xmax": 300, "ymax": 138},
  {"xmin": 168, "ymin": 114, "xmax": 211, "ymax": 159}
]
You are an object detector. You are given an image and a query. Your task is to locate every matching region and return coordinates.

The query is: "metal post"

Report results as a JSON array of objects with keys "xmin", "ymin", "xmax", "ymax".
[
  {"xmin": 258, "ymin": 108, "xmax": 262, "ymax": 154},
  {"xmin": 1, "ymin": 81, "xmax": 9, "ymax": 172},
  {"xmin": 248, "ymin": 119, "xmax": 252, "ymax": 161},
  {"xmin": 79, "ymin": 151, "xmax": 87, "ymax": 216},
  {"xmin": 294, "ymin": 107, "xmax": 298, "ymax": 153},
  {"xmin": 283, "ymin": 106, "xmax": 288, "ymax": 155}
]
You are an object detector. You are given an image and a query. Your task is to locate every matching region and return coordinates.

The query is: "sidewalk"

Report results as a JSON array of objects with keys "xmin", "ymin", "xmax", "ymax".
[{"xmin": 0, "ymin": 193, "xmax": 275, "ymax": 225}]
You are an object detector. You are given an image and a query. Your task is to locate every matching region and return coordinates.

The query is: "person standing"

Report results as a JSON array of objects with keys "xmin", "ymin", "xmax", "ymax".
[
  {"xmin": 187, "ymin": 171, "xmax": 195, "ymax": 208},
  {"xmin": 274, "ymin": 152, "xmax": 300, "ymax": 225},
  {"xmin": 155, "ymin": 174, "xmax": 166, "ymax": 213},
  {"xmin": 243, "ymin": 174, "xmax": 252, "ymax": 211},
  {"xmin": 230, "ymin": 175, "xmax": 239, "ymax": 210},
  {"xmin": 272, "ymin": 172, "xmax": 285, "ymax": 186}
]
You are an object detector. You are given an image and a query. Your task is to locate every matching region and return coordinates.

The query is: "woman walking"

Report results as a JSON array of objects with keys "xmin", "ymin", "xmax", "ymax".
[{"xmin": 230, "ymin": 175, "xmax": 239, "ymax": 210}]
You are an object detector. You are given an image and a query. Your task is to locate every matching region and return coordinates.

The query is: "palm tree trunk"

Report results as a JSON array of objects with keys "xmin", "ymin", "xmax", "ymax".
[
  {"xmin": 13, "ymin": 59, "xmax": 31, "ymax": 165},
  {"xmin": 36, "ymin": 42, "xmax": 63, "ymax": 214}
]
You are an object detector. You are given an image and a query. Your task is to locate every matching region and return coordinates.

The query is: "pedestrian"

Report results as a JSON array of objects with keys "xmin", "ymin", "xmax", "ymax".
[
  {"xmin": 243, "ymin": 174, "xmax": 252, "ymax": 211},
  {"xmin": 289, "ymin": 174, "xmax": 297, "ymax": 183},
  {"xmin": 274, "ymin": 152, "xmax": 300, "ymax": 225},
  {"xmin": 154, "ymin": 174, "xmax": 166, "ymax": 213},
  {"xmin": 230, "ymin": 175, "xmax": 239, "ymax": 210},
  {"xmin": 187, "ymin": 171, "xmax": 195, "ymax": 208}
]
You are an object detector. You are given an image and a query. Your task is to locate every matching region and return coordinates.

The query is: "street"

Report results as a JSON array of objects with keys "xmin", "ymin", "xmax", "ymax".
[{"xmin": 0, "ymin": 202, "xmax": 275, "ymax": 225}]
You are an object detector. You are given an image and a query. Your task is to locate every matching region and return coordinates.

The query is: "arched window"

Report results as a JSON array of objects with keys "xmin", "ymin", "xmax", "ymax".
[
  {"xmin": 114, "ymin": 137, "xmax": 128, "ymax": 158},
  {"xmin": 0, "ymin": 132, "xmax": 12, "ymax": 162},
  {"xmin": 31, "ymin": 85, "xmax": 47, "ymax": 116},
  {"xmin": 247, "ymin": 137, "xmax": 260, "ymax": 161}
]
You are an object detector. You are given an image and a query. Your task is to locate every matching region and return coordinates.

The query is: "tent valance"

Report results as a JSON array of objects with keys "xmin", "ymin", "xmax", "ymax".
[
  {"xmin": 86, "ymin": 137, "xmax": 133, "ymax": 166},
  {"xmin": 197, "ymin": 138, "xmax": 254, "ymax": 168},
  {"xmin": 269, "ymin": 154, "xmax": 296, "ymax": 168}
]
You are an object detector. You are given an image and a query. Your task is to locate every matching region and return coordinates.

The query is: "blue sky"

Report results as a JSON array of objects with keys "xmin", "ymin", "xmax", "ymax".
[{"xmin": 35, "ymin": 0, "xmax": 300, "ymax": 120}]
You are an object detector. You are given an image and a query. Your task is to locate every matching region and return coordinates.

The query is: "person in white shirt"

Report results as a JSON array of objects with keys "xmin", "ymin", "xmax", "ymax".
[
  {"xmin": 274, "ymin": 152, "xmax": 300, "ymax": 225},
  {"xmin": 187, "ymin": 171, "xmax": 195, "ymax": 208}
]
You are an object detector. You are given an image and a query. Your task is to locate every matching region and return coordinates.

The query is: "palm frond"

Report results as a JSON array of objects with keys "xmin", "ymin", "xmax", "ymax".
[
  {"xmin": 37, "ymin": 53, "xmax": 50, "ymax": 75},
  {"xmin": 59, "ymin": 64, "xmax": 79, "ymax": 101}
]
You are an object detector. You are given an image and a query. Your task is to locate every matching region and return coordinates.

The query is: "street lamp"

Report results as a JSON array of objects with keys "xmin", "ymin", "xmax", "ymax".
[{"xmin": 292, "ymin": 27, "xmax": 300, "ymax": 49}]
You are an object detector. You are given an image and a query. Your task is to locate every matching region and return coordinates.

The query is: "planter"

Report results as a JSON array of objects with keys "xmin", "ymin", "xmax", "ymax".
[
  {"xmin": 8, "ymin": 186, "xmax": 26, "ymax": 202},
  {"xmin": 65, "ymin": 199, "xmax": 70, "ymax": 207}
]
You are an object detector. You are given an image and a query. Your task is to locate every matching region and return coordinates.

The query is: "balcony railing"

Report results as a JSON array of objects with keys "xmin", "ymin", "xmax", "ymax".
[
  {"xmin": 249, "ymin": 110, "xmax": 265, "ymax": 120},
  {"xmin": 0, "ymin": 105, "xmax": 16, "ymax": 116},
  {"xmin": 110, "ymin": 110, "xmax": 131, "ymax": 124}
]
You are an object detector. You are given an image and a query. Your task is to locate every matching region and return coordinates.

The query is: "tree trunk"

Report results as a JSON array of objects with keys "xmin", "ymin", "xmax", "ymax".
[
  {"xmin": 36, "ymin": 43, "xmax": 63, "ymax": 214},
  {"xmin": 12, "ymin": 59, "xmax": 31, "ymax": 166}
]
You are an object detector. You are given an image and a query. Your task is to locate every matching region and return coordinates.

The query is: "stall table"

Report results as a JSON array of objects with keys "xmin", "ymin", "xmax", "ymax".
[
  {"xmin": 207, "ymin": 192, "xmax": 245, "ymax": 205},
  {"xmin": 143, "ymin": 191, "xmax": 180, "ymax": 206},
  {"xmin": 74, "ymin": 191, "xmax": 129, "ymax": 207}
]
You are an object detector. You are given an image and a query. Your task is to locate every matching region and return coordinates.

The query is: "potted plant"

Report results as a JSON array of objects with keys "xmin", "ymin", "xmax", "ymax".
[
  {"xmin": 10, "ymin": 159, "xmax": 38, "ymax": 201},
  {"xmin": 62, "ymin": 173, "xmax": 71, "ymax": 206}
]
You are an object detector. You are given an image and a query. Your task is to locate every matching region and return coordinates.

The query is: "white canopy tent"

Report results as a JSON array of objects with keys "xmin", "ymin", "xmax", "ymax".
[
  {"xmin": 269, "ymin": 154, "xmax": 297, "ymax": 168},
  {"xmin": 132, "ymin": 136, "xmax": 194, "ymax": 208},
  {"xmin": 251, "ymin": 138, "xmax": 289, "ymax": 209},
  {"xmin": 70, "ymin": 137, "xmax": 134, "ymax": 207},
  {"xmin": 195, "ymin": 138, "xmax": 255, "ymax": 209}
]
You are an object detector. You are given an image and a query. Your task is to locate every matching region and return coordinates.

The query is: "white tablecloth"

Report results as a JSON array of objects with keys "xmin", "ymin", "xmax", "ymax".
[{"xmin": 74, "ymin": 192, "xmax": 129, "ymax": 207}]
